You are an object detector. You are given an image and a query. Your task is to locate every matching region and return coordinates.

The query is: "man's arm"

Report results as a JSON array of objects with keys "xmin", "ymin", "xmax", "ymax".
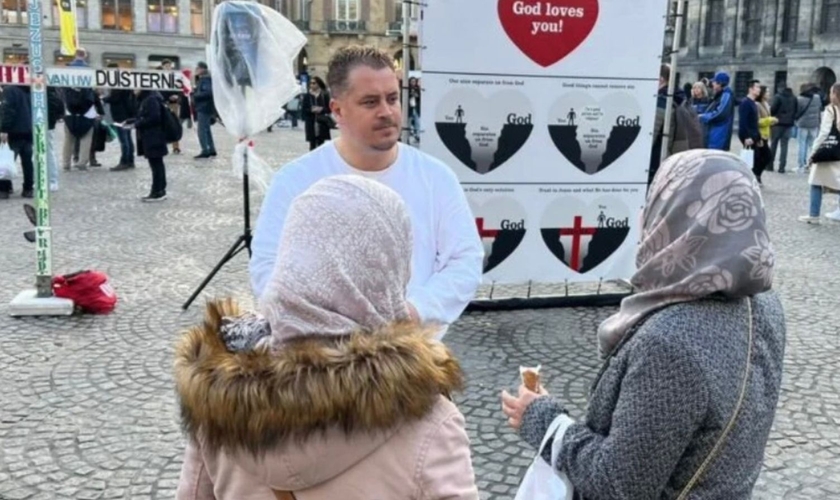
[
  {"xmin": 407, "ymin": 169, "xmax": 483, "ymax": 327},
  {"xmin": 699, "ymin": 91, "xmax": 732, "ymax": 125},
  {"xmin": 249, "ymin": 170, "xmax": 295, "ymax": 299}
]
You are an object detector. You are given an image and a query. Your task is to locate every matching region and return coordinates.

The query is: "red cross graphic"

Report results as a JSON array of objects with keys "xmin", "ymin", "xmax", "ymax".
[
  {"xmin": 559, "ymin": 216, "xmax": 597, "ymax": 272},
  {"xmin": 476, "ymin": 218, "xmax": 499, "ymax": 239}
]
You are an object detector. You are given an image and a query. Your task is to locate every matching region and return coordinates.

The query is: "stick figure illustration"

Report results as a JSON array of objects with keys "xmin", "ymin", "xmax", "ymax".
[
  {"xmin": 567, "ymin": 108, "xmax": 577, "ymax": 126},
  {"xmin": 597, "ymin": 210, "xmax": 606, "ymax": 228},
  {"xmin": 455, "ymin": 105, "xmax": 465, "ymax": 124}
]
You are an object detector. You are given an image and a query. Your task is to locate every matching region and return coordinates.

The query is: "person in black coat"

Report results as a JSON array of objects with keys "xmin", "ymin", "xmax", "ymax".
[
  {"xmin": 302, "ymin": 76, "xmax": 332, "ymax": 151},
  {"xmin": 89, "ymin": 91, "xmax": 106, "ymax": 167},
  {"xmin": 0, "ymin": 84, "xmax": 34, "ymax": 198},
  {"xmin": 770, "ymin": 87, "xmax": 798, "ymax": 173},
  {"xmin": 104, "ymin": 86, "xmax": 137, "ymax": 171},
  {"xmin": 133, "ymin": 90, "xmax": 168, "ymax": 201}
]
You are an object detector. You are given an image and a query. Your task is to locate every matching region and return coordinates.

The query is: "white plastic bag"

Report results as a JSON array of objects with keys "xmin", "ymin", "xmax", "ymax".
[
  {"xmin": 740, "ymin": 148, "xmax": 754, "ymax": 168},
  {"xmin": 209, "ymin": 1, "xmax": 307, "ymax": 138},
  {"xmin": 231, "ymin": 140, "xmax": 273, "ymax": 193},
  {"xmin": 515, "ymin": 415, "xmax": 575, "ymax": 500},
  {"xmin": 0, "ymin": 143, "xmax": 16, "ymax": 180}
]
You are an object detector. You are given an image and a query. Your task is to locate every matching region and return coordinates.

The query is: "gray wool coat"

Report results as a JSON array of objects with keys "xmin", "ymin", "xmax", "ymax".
[{"xmin": 520, "ymin": 292, "xmax": 785, "ymax": 500}]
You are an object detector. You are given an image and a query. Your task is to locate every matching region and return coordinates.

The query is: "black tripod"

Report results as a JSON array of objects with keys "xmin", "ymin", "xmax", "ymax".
[{"xmin": 182, "ymin": 147, "xmax": 252, "ymax": 310}]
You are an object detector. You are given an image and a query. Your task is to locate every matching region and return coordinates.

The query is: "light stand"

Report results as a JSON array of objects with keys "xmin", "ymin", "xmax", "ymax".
[
  {"xmin": 182, "ymin": 1, "xmax": 260, "ymax": 311},
  {"xmin": 182, "ymin": 142, "xmax": 251, "ymax": 310}
]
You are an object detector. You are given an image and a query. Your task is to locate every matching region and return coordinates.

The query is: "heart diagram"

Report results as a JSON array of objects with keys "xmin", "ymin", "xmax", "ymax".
[
  {"xmin": 470, "ymin": 197, "xmax": 528, "ymax": 273},
  {"xmin": 497, "ymin": 0, "xmax": 600, "ymax": 67},
  {"xmin": 547, "ymin": 92, "xmax": 642, "ymax": 175},
  {"xmin": 435, "ymin": 88, "xmax": 533, "ymax": 175},
  {"xmin": 539, "ymin": 196, "xmax": 631, "ymax": 274}
]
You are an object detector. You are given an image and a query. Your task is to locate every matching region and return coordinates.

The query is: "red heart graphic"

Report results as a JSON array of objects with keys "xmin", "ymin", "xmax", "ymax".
[{"xmin": 498, "ymin": 0, "xmax": 600, "ymax": 67}]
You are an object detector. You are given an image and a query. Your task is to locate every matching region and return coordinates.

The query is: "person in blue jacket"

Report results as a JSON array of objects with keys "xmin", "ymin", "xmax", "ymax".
[{"xmin": 699, "ymin": 72, "xmax": 735, "ymax": 151}]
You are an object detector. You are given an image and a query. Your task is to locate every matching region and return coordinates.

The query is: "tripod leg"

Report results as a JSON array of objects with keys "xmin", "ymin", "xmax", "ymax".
[{"xmin": 182, "ymin": 235, "xmax": 248, "ymax": 310}]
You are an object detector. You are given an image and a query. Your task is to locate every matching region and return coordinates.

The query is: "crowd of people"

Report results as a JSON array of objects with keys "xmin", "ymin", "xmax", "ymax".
[
  {"xmin": 654, "ymin": 65, "xmax": 840, "ymax": 224},
  {"xmin": 172, "ymin": 45, "xmax": 786, "ymax": 500},
  {"xmin": 0, "ymin": 49, "xmax": 218, "ymax": 202}
]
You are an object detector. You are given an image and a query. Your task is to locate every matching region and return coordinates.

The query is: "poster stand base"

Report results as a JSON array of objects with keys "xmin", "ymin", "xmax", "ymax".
[
  {"xmin": 465, "ymin": 280, "xmax": 633, "ymax": 312},
  {"xmin": 9, "ymin": 290, "xmax": 74, "ymax": 317},
  {"xmin": 467, "ymin": 293, "xmax": 628, "ymax": 312}
]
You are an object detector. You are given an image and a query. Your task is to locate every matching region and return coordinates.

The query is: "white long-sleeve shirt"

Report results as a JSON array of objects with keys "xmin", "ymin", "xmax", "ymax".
[{"xmin": 249, "ymin": 142, "xmax": 484, "ymax": 332}]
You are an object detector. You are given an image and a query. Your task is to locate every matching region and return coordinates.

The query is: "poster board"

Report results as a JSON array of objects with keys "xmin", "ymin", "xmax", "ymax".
[{"xmin": 420, "ymin": 0, "xmax": 669, "ymax": 284}]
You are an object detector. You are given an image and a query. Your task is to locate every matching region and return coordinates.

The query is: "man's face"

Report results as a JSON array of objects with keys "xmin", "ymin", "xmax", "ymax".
[
  {"xmin": 331, "ymin": 66, "xmax": 402, "ymax": 152},
  {"xmin": 712, "ymin": 81, "xmax": 723, "ymax": 94},
  {"xmin": 749, "ymin": 83, "xmax": 761, "ymax": 98},
  {"xmin": 163, "ymin": 62, "xmax": 172, "ymax": 70}
]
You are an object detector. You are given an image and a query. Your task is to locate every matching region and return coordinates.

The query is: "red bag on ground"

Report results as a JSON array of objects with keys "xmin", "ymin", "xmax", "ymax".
[{"xmin": 52, "ymin": 270, "xmax": 117, "ymax": 314}]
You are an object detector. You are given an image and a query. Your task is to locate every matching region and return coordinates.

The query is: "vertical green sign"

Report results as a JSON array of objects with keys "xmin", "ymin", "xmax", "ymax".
[{"xmin": 29, "ymin": 0, "xmax": 53, "ymax": 298}]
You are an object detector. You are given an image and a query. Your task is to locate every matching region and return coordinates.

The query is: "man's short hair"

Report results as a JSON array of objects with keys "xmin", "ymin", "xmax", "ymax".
[
  {"xmin": 748, "ymin": 79, "xmax": 761, "ymax": 88},
  {"xmin": 660, "ymin": 64, "xmax": 671, "ymax": 81},
  {"xmin": 75, "ymin": 48, "xmax": 87, "ymax": 59},
  {"xmin": 327, "ymin": 45, "xmax": 396, "ymax": 96}
]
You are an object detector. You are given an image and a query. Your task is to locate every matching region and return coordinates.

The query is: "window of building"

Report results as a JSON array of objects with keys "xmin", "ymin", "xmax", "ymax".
[
  {"xmin": 1, "ymin": 0, "xmax": 26, "ymax": 24},
  {"xmin": 103, "ymin": 53, "xmax": 135, "ymax": 68},
  {"xmin": 734, "ymin": 71, "xmax": 755, "ymax": 98},
  {"xmin": 101, "ymin": 0, "xmax": 132, "ymax": 31},
  {"xmin": 667, "ymin": 2, "xmax": 688, "ymax": 47},
  {"xmin": 774, "ymin": 71, "xmax": 788, "ymax": 94},
  {"xmin": 781, "ymin": 0, "xmax": 799, "ymax": 42},
  {"xmin": 698, "ymin": 71, "xmax": 716, "ymax": 83},
  {"xmin": 3, "ymin": 48, "xmax": 27, "ymax": 64},
  {"xmin": 742, "ymin": 0, "xmax": 762, "ymax": 45},
  {"xmin": 51, "ymin": 0, "xmax": 89, "ymax": 29},
  {"xmin": 822, "ymin": 0, "xmax": 840, "ymax": 33},
  {"xmin": 336, "ymin": 0, "xmax": 359, "ymax": 21},
  {"xmin": 190, "ymin": 0, "xmax": 204, "ymax": 35},
  {"xmin": 148, "ymin": 55, "xmax": 180, "ymax": 69},
  {"xmin": 704, "ymin": 0, "xmax": 724, "ymax": 46},
  {"xmin": 148, "ymin": 0, "xmax": 178, "ymax": 33},
  {"xmin": 394, "ymin": 0, "xmax": 419, "ymax": 21}
]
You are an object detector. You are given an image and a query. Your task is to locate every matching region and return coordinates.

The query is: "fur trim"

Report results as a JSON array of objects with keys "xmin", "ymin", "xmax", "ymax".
[{"xmin": 174, "ymin": 299, "xmax": 464, "ymax": 455}]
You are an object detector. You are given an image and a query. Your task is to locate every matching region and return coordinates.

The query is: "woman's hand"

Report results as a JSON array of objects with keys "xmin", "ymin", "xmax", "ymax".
[{"xmin": 501, "ymin": 384, "xmax": 549, "ymax": 431}]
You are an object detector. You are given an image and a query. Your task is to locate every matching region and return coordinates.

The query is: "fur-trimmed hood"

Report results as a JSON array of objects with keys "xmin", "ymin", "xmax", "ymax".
[{"xmin": 174, "ymin": 300, "xmax": 464, "ymax": 459}]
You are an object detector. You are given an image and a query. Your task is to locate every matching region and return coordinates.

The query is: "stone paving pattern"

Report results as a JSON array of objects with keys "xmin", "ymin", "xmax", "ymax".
[{"xmin": 0, "ymin": 126, "xmax": 838, "ymax": 499}]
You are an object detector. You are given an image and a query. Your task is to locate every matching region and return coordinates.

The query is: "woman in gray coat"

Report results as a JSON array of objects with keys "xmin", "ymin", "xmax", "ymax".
[{"xmin": 502, "ymin": 150, "xmax": 785, "ymax": 500}]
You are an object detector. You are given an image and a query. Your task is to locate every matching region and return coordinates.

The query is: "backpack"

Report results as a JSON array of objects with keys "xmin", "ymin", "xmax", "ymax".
[
  {"xmin": 64, "ymin": 87, "xmax": 93, "ymax": 115},
  {"xmin": 52, "ymin": 270, "xmax": 117, "ymax": 314},
  {"xmin": 161, "ymin": 102, "xmax": 183, "ymax": 142},
  {"xmin": 672, "ymin": 101, "xmax": 705, "ymax": 153}
]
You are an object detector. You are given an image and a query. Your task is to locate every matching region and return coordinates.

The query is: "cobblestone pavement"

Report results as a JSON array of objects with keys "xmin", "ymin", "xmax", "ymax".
[{"xmin": 0, "ymin": 126, "xmax": 838, "ymax": 499}]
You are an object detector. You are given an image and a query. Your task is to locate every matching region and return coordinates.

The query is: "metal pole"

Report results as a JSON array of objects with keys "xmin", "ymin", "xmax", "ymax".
[
  {"xmin": 659, "ymin": 0, "xmax": 684, "ymax": 164},
  {"xmin": 28, "ymin": 0, "xmax": 53, "ymax": 298},
  {"xmin": 401, "ymin": 0, "xmax": 411, "ymax": 143}
]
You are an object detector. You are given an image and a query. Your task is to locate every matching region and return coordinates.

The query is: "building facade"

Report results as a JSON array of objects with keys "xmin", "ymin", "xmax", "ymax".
[
  {"xmin": 669, "ymin": 0, "xmax": 840, "ymax": 98},
  {"xmin": 0, "ymin": 0, "xmax": 418, "ymax": 78}
]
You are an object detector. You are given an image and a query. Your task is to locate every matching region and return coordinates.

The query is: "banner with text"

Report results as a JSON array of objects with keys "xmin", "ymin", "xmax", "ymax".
[
  {"xmin": 421, "ymin": 0, "xmax": 668, "ymax": 284},
  {"xmin": 0, "ymin": 65, "xmax": 188, "ymax": 91}
]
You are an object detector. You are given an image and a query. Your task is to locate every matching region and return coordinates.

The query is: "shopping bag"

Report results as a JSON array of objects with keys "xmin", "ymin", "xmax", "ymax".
[
  {"xmin": 739, "ymin": 147, "xmax": 754, "ymax": 167},
  {"xmin": 0, "ymin": 143, "xmax": 16, "ymax": 180},
  {"xmin": 514, "ymin": 414, "xmax": 575, "ymax": 500}
]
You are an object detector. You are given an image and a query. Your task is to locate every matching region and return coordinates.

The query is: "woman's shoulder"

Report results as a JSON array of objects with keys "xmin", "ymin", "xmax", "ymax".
[{"xmin": 632, "ymin": 292, "xmax": 784, "ymax": 353}]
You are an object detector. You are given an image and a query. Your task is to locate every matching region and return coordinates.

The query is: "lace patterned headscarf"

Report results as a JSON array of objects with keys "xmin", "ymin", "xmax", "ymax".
[
  {"xmin": 258, "ymin": 175, "xmax": 413, "ymax": 348},
  {"xmin": 597, "ymin": 150, "xmax": 775, "ymax": 357}
]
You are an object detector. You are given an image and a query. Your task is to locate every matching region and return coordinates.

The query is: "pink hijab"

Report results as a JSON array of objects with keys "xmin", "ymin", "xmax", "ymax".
[
  {"xmin": 258, "ymin": 175, "xmax": 413, "ymax": 347},
  {"xmin": 597, "ymin": 150, "xmax": 775, "ymax": 356}
]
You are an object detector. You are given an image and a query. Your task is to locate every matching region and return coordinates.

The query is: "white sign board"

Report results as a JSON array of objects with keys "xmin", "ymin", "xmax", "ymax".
[{"xmin": 421, "ymin": 0, "xmax": 668, "ymax": 284}]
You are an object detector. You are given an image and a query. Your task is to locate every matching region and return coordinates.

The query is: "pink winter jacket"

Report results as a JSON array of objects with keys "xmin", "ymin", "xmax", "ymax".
[{"xmin": 173, "ymin": 301, "xmax": 479, "ymax": 500}]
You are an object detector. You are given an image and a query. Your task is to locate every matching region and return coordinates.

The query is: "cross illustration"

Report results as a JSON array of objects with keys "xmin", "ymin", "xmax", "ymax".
[{"xmin": 559, "ymin": 216, "xmax": 597, "ymax": 272}]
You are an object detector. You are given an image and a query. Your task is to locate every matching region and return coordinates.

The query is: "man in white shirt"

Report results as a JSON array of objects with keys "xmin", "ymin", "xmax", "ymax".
[{"xmin": 250, "ymin": 45, "xmax": 483, "ymax": 332}]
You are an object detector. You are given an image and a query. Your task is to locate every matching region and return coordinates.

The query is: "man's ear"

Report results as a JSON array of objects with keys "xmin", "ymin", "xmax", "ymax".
[{"xmin": 329, "ymin": 97, "xmax": 341, "ymax": 120}]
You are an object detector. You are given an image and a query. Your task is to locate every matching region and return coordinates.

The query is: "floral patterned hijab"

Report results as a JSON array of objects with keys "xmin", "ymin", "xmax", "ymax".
[{"xmin": 597, "ymin": 150, "xmax": 775, "ymax": 357}]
